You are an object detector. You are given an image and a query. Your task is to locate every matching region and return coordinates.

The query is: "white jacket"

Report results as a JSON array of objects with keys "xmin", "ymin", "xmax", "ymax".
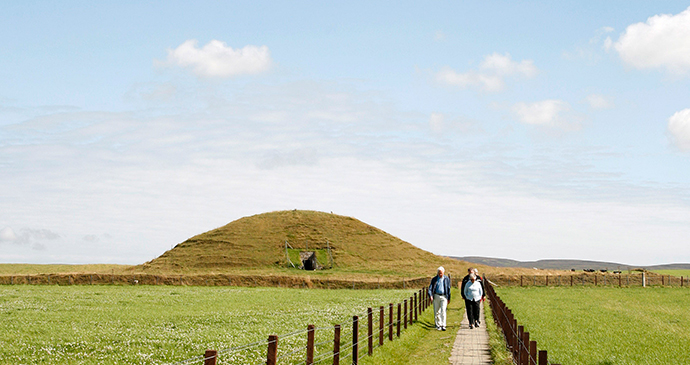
[{"xmin": 464, "ymin": 280, "xmax": 483, "ymax": 301}]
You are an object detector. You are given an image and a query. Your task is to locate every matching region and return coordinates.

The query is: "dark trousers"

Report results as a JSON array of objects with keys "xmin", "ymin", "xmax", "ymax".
[{"xmin": 465, "ymin": 299, "xmax": 480, "ymax": 324}]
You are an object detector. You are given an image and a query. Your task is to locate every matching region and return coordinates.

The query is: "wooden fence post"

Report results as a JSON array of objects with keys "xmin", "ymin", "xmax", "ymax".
[
  {"xmin": 396, "ymin": 303, "xmax": 401, "ymax": 337},
  {"xmin": 517, "ymin": 326, "xmax": 524, "ymax": 362},
  {"xmin": 512, "ymin": 318, "xmax": 518, "ymax": 359},
  {"xmin": 367, "ymin": 308, "xmax": 373, "ymax": 356},
  {"xmin": 570, "ymin": 275, "xmax": 573, "ymax": 286},
  {"xmin": 594, "ymin": 274, "xmax": 597, "ymax": 286},
  {"xmin": 204, "ymin": 349, "xmax": 217, "ymax": 365},
  {"xmin": 522, "ymin": 332, "xmax": 530, "ymax": 365},
  {"xmin": 388, "ymin": 303, "xmax": 393, "ymax": 341},
  {"xmin": 307, "ymin": 324, "xmax": 315, "ymax": 365},
  {"xmin": 267, "ymin": 335, "xmax": 278, "ymax": 365},
  {"xmin": 409, "ymin": 296, "xmax": 413, "ymax": 325},
  {"xmin": 414, "ymin": 292, "xmax": 418, "ymax": 322},
  {"xmin": 333, "ymin": 324, "xmax": 341, "ymax": 365},
  {"xmin": 403, "ymin": 300, "xmax": 408, "ymax": 329},
  {"xmin": 352, "ymin": 316, "xmax": 359, "ymax": 365},
  {"xmin": 538, "ymin": 350, "xmax": 548, "ymax": 365},
  {"xmin": 379, "ymin": 306, "xmax": 384, "ymax": 346},
  {"xmin": 546, "ymin": 275, "xmax": 549, "ymax": 286},
  {"xmin": 530, "ymin": 340, "xmax": 537, "ymax": 365}
]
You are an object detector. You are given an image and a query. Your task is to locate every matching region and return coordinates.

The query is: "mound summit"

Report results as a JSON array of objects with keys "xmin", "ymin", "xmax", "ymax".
[{"xmin": 138, "ymin": 210, "xmax": 464, "ymax": 276}]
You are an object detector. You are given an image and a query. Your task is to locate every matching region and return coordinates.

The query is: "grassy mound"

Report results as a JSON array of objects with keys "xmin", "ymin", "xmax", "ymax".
[{"xmin": 136, "ymin": 210, "xmax": 468, "ymax": 277}]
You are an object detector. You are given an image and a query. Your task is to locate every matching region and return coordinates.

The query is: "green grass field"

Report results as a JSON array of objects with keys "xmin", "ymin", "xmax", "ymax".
[
  {"xmin": 652, "ymin": 269, "xmax": 690, "ymax": 277},
  {"xmin": 0, "ymin": 285, "xmax": 419, "ymax": 364},
  {"xmin": 496, "ymin": 286, "xmax": 690, "ymax": 364}
]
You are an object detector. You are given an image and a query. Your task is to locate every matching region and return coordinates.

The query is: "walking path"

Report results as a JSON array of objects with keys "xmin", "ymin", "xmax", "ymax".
[{"xmin": 448, "ymin": 301, "xmax": 492, "ymax": 364}]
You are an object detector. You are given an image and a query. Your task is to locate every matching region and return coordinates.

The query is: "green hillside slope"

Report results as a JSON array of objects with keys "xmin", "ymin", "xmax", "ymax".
[{"xmin": 137, "ymin": 210, "xmax": 466, "ymax": 277}]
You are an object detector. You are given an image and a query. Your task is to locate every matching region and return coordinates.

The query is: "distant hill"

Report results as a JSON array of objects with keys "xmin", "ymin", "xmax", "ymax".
[
  {"xmin": 137, "ymin": 210, "xmax": 471, "ymax": 276},
  {"xmin": 453, "ymin": 256, "xmax": 690, "ymax": 271}
]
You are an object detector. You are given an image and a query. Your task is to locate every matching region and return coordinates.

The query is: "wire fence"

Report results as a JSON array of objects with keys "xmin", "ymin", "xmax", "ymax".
[
  {"xmin": 168, "ymin": 287, "xmax": 432, "ymax": 365},
  {"xmin": 487, "ymin": 272, "xmax": 689, "ymax": 287}
]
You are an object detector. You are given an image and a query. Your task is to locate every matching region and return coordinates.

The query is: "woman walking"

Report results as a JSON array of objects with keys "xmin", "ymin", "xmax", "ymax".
[{"xmin": 463, "ymin": 273, "xmax": 483, "ymax": 329}]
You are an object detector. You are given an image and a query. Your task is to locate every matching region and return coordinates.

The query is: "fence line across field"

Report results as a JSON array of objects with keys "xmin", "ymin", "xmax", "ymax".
[
  {"xmin": 500, "ymin": 272, "xmax": 688, "ymax": 288},
  {"xmin": 168, "ymin": 287, "xmax": 432, "ymax": 365}
]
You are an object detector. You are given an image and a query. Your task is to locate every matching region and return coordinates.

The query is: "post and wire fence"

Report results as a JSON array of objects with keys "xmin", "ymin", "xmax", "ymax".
[
  {"xmin": 485, "ymin": 278, "xmax": 560, "ymax": 365},
  {"xmin": 169, "ymin": 287, "xmax": 433, "ymax": 365}
]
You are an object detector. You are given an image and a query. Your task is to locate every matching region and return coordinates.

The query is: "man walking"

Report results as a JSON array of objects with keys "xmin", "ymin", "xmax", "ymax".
[{"xmin": 428, "ymin": 266, "xmax": 451, "ymax": 331}]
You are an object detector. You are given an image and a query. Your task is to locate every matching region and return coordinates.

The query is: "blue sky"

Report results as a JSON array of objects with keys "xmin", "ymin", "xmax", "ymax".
[{"xmin": 1, "ymin": 1, "xmax": 689, "ymax": 266}]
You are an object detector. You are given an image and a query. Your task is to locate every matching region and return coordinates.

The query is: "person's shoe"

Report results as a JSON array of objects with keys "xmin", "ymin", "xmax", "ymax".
[
  {"xmin": 436, "ymin": 326, "xmax": 442, "ymax": 331},
  {"xmin": 442, "ymin": 327, "xmax": 446, "ymax": 331},
  {"xmin": 475, "ymin": 321, "xmax": 480, "ymax": 327},
  {"xmin": 469, "ymin": 324, "xmax": 473, "ymax": 329},
  {"xmin": 477, "ymin": 320, "xmax": 481, "ymax": 325}
]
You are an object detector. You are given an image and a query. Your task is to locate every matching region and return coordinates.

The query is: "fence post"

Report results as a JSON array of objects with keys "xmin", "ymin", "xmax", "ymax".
[
  {"xmin": 682, "ymin": 276, "xmax": 684, "ymax": 287},
  {"xmin": 570, "ymin": 275, "xmax": 573, "ymax": 286},
  {"xmin": 352, "ymin": 316, "xmax": 359, "ymax": 365},
  {"xmin": 511, "ymin": 318, "xmax": 518, "ymax": 359},
  {"xmin": 414, "ymin": 292, "xmax": 418, "ymax": 322},
  {"xmin": 522, "ymin": 332, "xmax": 530, "ymax": 365},
  {"xmin": 307, "ymin": 324, "xmax": 315, "ymax": 365},
  {"xmin": 379, "ymin": 306, "xmax": 384, "ymax": 346},
  {"xmin": 594, "ymin": 274, "xmax": 597, "ymax": 286},
  {"xmin": 388, "ymin": 303, "xmax": 393, "ymax": 341},
  {"xmin": 204, "ymin": 350, "xmax": 217, "ymax": 365},
  {"xmin": 409, "ymin": 296, "xmax": 413, "ymax": 325},
  {"xmin": 333, "ymin": 324, "xmax": 340, "ymax": 365},
  {"xmin": 619, "ymin": 275, "xmax": 622, "ymax": 287},
  {"xmin": 517, "ymin": 326, "xmax": 524, "ymax": 362},
  {"xmin": 403, "ymin": 300, "xmax": 408, "ymax": 329},
  {"xmin": 267, "ymin": 335, "xmax": 278, "ymax": 365},
  {"xmin": 530, "ymin": 340, "xmax": 537, "ymax": 365},
  {"xmin": 546, "ymin": 275, "xmax": 549, "ymax": 286},
  {"xmin": 520, "ymin": 275, "xmax": 523, "ymax": 286},
  {"xmin": 396, "ymin": 303, "xmax": 401, "ymax": 337},
  {"xmin": 367, "ymin": 308, "xmax": 373, "ymax": 356},
  {"xmin": 662, "ymin": 275, "xmax": 665, "ymax": 286},
  {"xmin": 538, "ymin": 350, "xmax": 548, "ymax": 365}
]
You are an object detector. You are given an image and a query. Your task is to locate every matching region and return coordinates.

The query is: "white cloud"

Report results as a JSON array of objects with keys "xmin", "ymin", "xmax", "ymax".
[
  {"xmin": 512, "ymin": 99, "xmax": 574, "ymax": 128},
  {"xmin": 0, "ymin": 227, "xmax": 57, "ymax": 250},
  {"xmin": 435, "ymin": 53, "xmax": 536, "ymax": 92},
  {"xmin": 0, "ymin": 227, "xmax": 17, "ymax": 242},
  {"xmin": 668, "ymin": 108, "xmax": 690, "ymax": 150},
  {"xmin": 480, "ymin": 53, "xmax": 537, "ymax": 77},
  {"xmin": 434, "ymin": 30, "xmax": 446, "ymax": 42},
  {"xmin": 614, "ymin": 7, "xmax": 690, "ymax": 74},
  {"xmin": 585, "ymin": 94, "xmax": 614, "ymax": 110},
  {"xmin": 166, "ymin": 39, "xmax": 272, "ymax": 78},
  {"xmin": 429, "ymin": 112, "xmax": 444, "ymax": 132}
]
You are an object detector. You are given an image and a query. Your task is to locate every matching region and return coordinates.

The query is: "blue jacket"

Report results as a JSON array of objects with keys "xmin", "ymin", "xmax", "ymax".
[{"xmin": 428, "ymin": 274, "xmax": 451, "ymax": 302}]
